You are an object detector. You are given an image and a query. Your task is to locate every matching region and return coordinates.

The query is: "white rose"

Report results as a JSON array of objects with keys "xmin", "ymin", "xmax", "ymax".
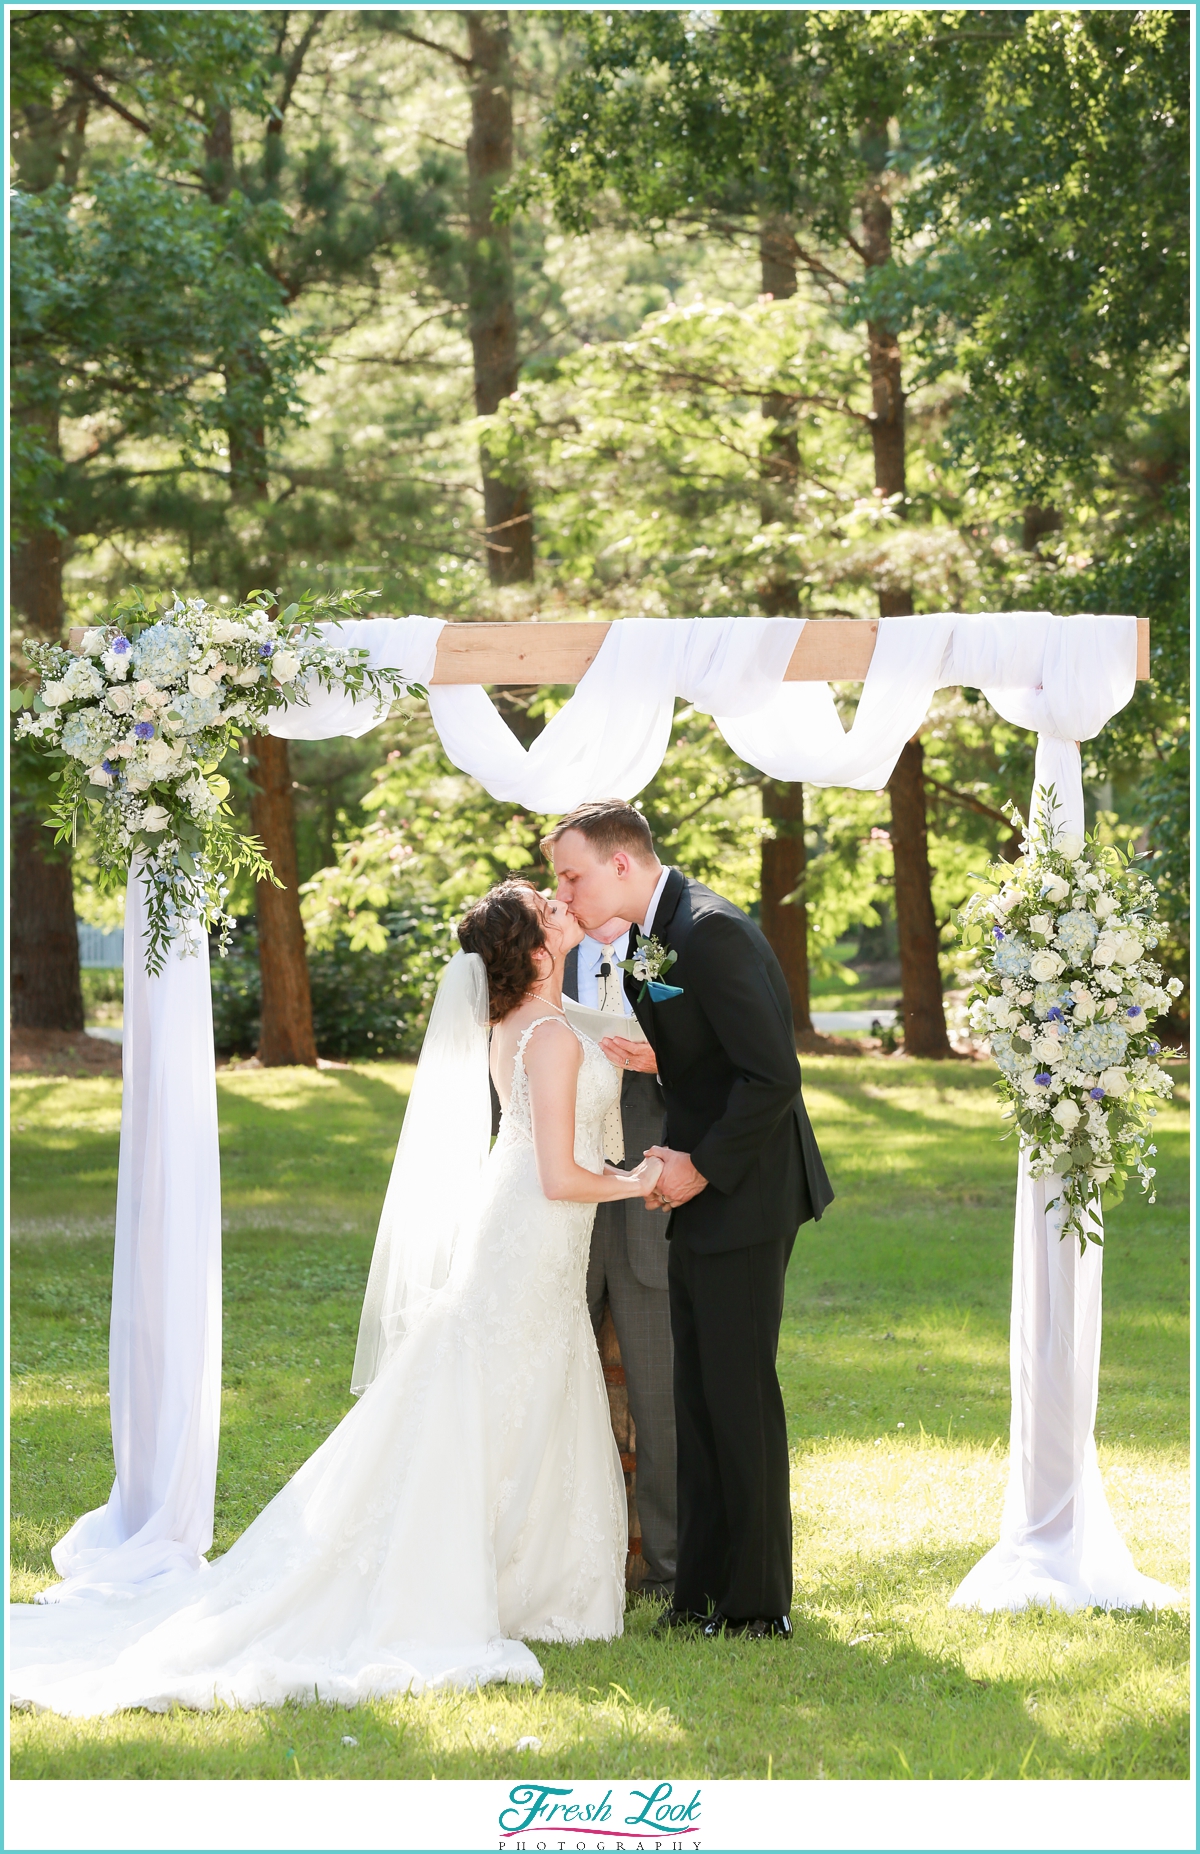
[
  {"xmin": 210, "ymin": 619, "xmax": 247, "ymax": 646},
  {"xmin": 41, "ymin": 681, "xmax": 68, "ymax": 706},
  {"xmin": 1092, "ymin": 893, "xmax": 1118, "ymax": 919},
  {"xmin": 106, "ymin": 685, "xmax": 135, "ymax": 714},
  {"xmin": 188, "ymin": 671, "xmax": 219, "ymax": 698},
  {"xmin": 141, "ymin": 804, "xmax": 172, "ymax": 832},
  {"xmin": 87, "ymin": 764, "xmax": 113, "ymax": 787},
  {"xmin": 1099, "ymin": 1067, "xmax": 1129, "ymax": 1097},
  {"xmin": 232, "ymin": 664, "xmax": 262, "ymax": 686},
  {"xmin": 1092, "ymin": 932, "xmax": 1118, "ymax": 967},
  {"xmin": 993, "ymin": 888, "xmax": 1020, "ymax": 915},
  {"xmin": 1112, "ymin": 932, "xmax": 1143, "ymax": 967},
  {"xmin": 1029, "ymin": 950, "xmax": 1065, "ymax": 982},
  {"xmin": 272, "ymin": 649, "xmax": 302, "ymax": 684},
  {"xmin": 1029, "ymin": 914, "xmax": 1054, "ymax": 937},
  {"xmin": 134, "ymin": 679, "xmax": 158, "ymax": 700},
  {"xmin": 81, "ymin": 628, "xmax": 108, "ymax": 657},
  {"xmin": 1041, "ymin": 874, "xmax": 1070, "ymax": 905},
  {"xmin": 1052, "ymin": 1098, "xmax": 1081, "ymax": 1133},
  {"xmin": 143, "ymin": 738, "xmax": 180, "ymax": 773},
  {"xmin": 1055, "ymin": 831, "xmax": 1085, "ymax": 860}
]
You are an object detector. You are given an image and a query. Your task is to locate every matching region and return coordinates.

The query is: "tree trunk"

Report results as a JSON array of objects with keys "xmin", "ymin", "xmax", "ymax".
[
  {"xmin": 204, "ymin": 96, "xmax": 316, "ymax": 1069},
  {"xmin": 10, "ymin": 811, "xmax": 84, "ymax": 1031},
  {"xmin": 465, "ymin": 10, "xmax": 533, "ymax": 584},
  {"xmin": 249, "ymin": 735, "xmax": 317, "ymax": 1067},
  {"xmin": 10, "ymin": 414, "xmax": 86, "ymax": 1031},
  {"xmin": 888, "ymin": 740, "xmax": 952, "ymax": 1058},
  {"xmin": 859, "ymin": 151, "xmax": 949, "ymax": 1056},
  {"xmin": 754, "ymin": 218, "xmax": 811, "ymax": 1028},
  {"xmin": 761, "ymin": 780, "xmax": 813, "ymax": 1034}
]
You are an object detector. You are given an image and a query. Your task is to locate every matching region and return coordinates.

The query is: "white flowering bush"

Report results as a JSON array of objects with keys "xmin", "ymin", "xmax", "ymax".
[
  {"xmin": 14, "ymin": 587, "xmax": 423, "ymax": 974},
  {"xmin": 958, "ymin": 790, "xmax": 1180, "ymax": 1253}
]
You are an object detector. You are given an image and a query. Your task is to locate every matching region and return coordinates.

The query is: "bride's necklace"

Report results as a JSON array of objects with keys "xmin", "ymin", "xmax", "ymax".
[{"xmin": 523, "ymin": 990, "xmax": 566, "ymax": 1015}]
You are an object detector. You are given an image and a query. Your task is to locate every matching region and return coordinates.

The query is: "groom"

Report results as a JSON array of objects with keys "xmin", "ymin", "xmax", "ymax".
[{"xmin": 547, "ymin": 800, "xmax": 833, "ymax": 1638}]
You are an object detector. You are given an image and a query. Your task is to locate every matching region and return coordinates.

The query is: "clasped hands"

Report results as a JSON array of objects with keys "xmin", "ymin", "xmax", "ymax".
[{"xmin": 604, "ymin": 1147, "xmax": 706, "ymax": 1210}]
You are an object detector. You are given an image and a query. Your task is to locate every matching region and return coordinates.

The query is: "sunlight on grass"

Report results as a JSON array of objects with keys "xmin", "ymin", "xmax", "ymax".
[{"xmin": 9, "ymin": 1056, "xmax": 1190, "ymax": 1778}]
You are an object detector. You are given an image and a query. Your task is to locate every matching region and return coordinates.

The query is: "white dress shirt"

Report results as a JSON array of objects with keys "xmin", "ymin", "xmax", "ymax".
[
  {"xmin": 577, "ymin": 931, "xmax": 634, "ymax": 1015},
  {"xmin": 640, "ymin": 864, "xmax": 673, "ymax": 939}
]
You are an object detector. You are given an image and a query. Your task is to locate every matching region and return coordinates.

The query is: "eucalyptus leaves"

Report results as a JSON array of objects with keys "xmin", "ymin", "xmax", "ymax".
[
  {"xmin": 15, "ymin": 587, "xmax": 423, "ymax": 975},
  {"xmin": 959, "ymin": 794, "xmax": 1179, "ymax": 1253}
]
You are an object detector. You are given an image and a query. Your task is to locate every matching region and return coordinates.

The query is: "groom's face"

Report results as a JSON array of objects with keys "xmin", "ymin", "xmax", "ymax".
[{"xmin": 551, "ymin": 830, "xmax": 633, "ymax": 935}]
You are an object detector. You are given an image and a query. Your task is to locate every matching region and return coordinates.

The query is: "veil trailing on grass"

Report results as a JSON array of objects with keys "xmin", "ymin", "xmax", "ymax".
[{"xmin": 350, "ymin": 950, "xmax": 493, "ymax": 1394}]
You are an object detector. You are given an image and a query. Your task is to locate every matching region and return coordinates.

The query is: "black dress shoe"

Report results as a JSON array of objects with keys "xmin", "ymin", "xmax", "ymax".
[
  {"xmin": 652, "ymin": 1605, "xmax": 709, "ymax": 1637},
  {"xmin": 703, "ymin": 1613, "xmax": 793, "ymax": 1640}
]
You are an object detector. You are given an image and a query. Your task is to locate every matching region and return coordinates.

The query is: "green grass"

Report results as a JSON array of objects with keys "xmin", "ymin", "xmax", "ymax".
[{"xmin": 9, "ymin": 1056, "xmax": 1191, "ymax": 1780}]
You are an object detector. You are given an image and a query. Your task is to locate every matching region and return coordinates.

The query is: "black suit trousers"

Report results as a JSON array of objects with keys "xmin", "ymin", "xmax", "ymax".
[{"xmin": 668, "ymin": 1233, "xmax": 793, "ymax": 1621}]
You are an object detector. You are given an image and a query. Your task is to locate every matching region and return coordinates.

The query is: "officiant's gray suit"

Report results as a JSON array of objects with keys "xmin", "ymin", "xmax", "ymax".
[{"xmin": 565, "ymin": 942, "xmax": 677, "ymax": 1599}]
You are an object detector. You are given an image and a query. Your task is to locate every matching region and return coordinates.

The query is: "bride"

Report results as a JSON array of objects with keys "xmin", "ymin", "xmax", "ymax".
[{"xmin": 11, "ymin": 881, "xmax": 663, "ymax": 1715}]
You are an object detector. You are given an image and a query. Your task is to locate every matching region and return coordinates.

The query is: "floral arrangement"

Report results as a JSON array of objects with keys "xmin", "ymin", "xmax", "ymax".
[
  {"xmin": 619, "ymin": 932, "xmax": 683, "ymax": 1003},
  {"xmin": 13, "ymin": 587, "xmax": 423, "ymax": 974},
  {"xmin": 959, "ymin": 791, "xmax": 1180, "ymax": 1252}
]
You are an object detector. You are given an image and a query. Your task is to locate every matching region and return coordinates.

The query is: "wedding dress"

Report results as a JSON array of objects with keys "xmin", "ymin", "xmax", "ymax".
[{"xmin": 10, "ymin": 1009, "xmax": 627, "ymax": 1716}]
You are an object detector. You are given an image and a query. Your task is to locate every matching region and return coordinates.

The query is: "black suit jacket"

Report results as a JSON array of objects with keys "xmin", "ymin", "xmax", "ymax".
[{"xmin": 626, "ymin": 868, "xmax": 833, "ymax": 1255}]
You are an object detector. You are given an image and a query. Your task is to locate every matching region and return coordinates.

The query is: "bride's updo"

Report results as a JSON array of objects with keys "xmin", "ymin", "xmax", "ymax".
[{"xmin": 457, "ymin": 880, "xmax": 546, "ymax": 1024}]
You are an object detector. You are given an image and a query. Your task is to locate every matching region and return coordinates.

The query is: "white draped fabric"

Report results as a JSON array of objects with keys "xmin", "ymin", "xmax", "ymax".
[
  {"xmin": 79, "ymin": 608, "xmax": 1170, "ymax": 1612},
  {"xmin": 45, "ymin": 865, "xmax": 223, "ymax": 1600}
]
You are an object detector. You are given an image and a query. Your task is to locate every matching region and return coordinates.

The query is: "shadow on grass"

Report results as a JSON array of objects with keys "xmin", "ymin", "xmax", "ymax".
[{"xmin": 10, "ymin": 1566, "xmax": 1189, "ymax": 1781}]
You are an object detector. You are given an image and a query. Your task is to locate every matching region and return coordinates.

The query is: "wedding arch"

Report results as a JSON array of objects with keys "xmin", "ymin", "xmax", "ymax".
[{"xmin": 48, "ymin": 609, "xmax": 1174, "ymax": 1617}]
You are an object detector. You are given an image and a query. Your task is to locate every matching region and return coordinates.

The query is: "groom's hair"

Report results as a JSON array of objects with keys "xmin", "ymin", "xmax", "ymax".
[{"xmin": 542, "ymin": 800, "xmax": 657, "ymax": 865}]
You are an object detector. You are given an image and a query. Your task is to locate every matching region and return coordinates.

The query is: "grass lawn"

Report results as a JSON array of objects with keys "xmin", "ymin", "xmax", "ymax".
[{"xmin": 9, "ymin": 1055, "xmax": 1191, "ymax": 1780}]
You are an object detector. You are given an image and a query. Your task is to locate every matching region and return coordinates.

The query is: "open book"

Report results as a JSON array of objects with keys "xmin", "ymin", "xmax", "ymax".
[{"xmin": 562, "ymin": 1000, "xmax": 649, "ymax": 1047}]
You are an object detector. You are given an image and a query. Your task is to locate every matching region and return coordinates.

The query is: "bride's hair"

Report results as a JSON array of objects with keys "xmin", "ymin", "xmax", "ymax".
[{"xmin": 457, "ymin": 880, "xmax": 546, "ymax": 1024}]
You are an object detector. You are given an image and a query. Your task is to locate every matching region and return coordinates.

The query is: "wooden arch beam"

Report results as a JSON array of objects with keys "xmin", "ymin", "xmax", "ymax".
[
  {"xmin": 68, "ymin": 615, "xmax": 1151, "ymax": 684},
  {"xmin": 430, "ymin": 616, "xmax": 1152, "ymax": 685}
]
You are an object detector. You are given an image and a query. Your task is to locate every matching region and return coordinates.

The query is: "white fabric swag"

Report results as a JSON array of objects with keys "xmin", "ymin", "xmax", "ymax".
[{"xmin": 57, "ymin": 610, "xmax": 1172, "ymax": 1615}]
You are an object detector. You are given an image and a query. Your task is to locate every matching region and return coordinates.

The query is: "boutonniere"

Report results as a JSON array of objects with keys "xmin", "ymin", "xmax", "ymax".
[{"xmin": 620, "ymin": 932, "xmax": 683, "ymax": 1003}]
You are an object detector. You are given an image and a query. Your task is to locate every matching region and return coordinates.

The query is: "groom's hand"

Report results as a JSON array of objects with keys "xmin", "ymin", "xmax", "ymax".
[
  {"xmin": 600, "ymin": 1035, "xmax": 658, "ymax": 1075},
  {"xmin": 645, "ymin": 1146, "xmax": 707, "ymax": 1210}
]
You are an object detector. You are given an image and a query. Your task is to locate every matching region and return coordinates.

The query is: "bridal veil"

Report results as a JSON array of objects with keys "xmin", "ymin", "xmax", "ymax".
[{"xmin": 350, "ymin": 949, "xmax": 492, "ymax": 1393}]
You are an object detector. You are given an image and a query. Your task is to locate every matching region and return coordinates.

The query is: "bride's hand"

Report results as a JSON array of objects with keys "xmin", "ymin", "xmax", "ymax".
[{"xmin": 627, "ymin": 1155, "xmax": 664, "ymax": 1200}]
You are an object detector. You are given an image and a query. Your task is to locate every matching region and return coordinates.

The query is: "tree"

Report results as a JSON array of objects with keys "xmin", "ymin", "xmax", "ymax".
[
  {"xmin": 9, "ymin": 11, "xmax": 285, "ymax": 1030},
  {"xmin": 10, "ymin": 13, "xmax": 436, "ymax": 1062},
  {"xmin": 533, "ymin": 9, "xmax": 954, "ymax": 1052},
  {"xmin": 893, "ymin": 7, "xmax": 1190, "ymax": 1010}
]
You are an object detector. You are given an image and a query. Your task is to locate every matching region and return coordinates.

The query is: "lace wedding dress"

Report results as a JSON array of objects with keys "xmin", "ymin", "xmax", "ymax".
[{"xmin": 10, "ymin": 1016, "xmax": 627, "ymax": 1716}]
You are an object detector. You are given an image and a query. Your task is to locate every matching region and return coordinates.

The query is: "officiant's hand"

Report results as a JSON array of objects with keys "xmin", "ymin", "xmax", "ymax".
[
  {"xmin": 644, "ymin": 1146, "xmax": 707, "ymax": 1210},
  {"xmin": 600, "ymin": 1035, "xmax": 658, "ymax": 1075}
]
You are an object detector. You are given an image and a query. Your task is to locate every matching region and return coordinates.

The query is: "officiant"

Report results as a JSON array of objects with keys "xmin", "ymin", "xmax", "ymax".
[{"xmin": 565, "ymin": 918, "xmax": 677, "ymax": 1604}]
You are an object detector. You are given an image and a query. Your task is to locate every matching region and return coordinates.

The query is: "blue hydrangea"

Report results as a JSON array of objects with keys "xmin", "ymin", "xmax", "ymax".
[
  {"xmin": 1032, "ymin": 982, "xmax": 1073, "ymax": 1020},
  {"xmin": 61, "ymin": 707, "xmax": 118, "ymax": 765},
  {"xmin": 130, "ymin": 623, "xmax": 192, "ymax": 687},
  {"xmin": 989, "ymin": 1030, "xmax": 1022, "ymax": 1078},
  {"xmin": 169, "ymin": 688, "xmax": 223, "ymax": 734},
  {"xmin": 1054, "ymin": 909, "xmax": 1099, "ymax": 960},
  {"xmin": 992, "ymin": 935, "xmax": 1033, "ymax": 978},
  {"xmin": 1066, "ymin": 1020, "xmax": 1130, "ymax": 1073}
]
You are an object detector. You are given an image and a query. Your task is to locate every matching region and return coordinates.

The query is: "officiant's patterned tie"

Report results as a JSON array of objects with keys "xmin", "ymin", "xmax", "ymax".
[{"xmin": 599, "ymin": 945, "xmax": 625, "ymax": 1162}]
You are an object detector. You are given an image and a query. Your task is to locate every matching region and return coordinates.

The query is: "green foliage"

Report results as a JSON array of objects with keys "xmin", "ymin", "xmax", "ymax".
[
  {"xmin": 894, "ymin": 8, "xmax": 1189, "ymax": 499},
  {"xmin": 533, "ymin": 10, "xmax": 909, "ymax": 239}
]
